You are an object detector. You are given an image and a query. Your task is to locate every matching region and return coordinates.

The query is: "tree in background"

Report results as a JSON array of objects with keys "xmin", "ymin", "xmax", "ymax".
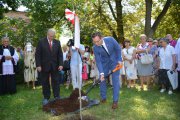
[
  {"xmin": 0, "ymin": 17, "xmax": 36, "ymax": 48},
  {"xmin": 145, "ymin": 0, "xmax": 172, "ymax": 38},
  {"xmin": 22, "ymin": 0, "xmax": 69, "ymax": 43},
  {"xmin": 0, "ymin": 0, "xmax": 20, "ymax": 19},
  {"xmin": 154, "ymin": 0, "xmax": 180, "ymax": 39},
  {"xmin": 1, "ymin": 0, "xmax": 180, "ymax": 47}
]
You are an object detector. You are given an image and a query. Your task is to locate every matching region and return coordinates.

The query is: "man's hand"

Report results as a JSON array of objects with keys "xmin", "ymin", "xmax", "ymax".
[
  {"xmin": 118, "ymin": 61, "xmax": 123, "ymax": 65},
  {"xmin": 37, "ymin": 66, "xmax": 42, "ymax": 72},
  {"xmin": 129, "ymin": 60, "xmax": 133, "ymax": 64},
  {"xmin": 172, "ymin": 64, "xmax": 176, "ymax": 71},
  {"xmin": 100, "ymin": 74, "xmax": 105, "ymax": 82},
  {"xmin": 58, "ymin": 66, "xmax": 63, "ymax": 71}
]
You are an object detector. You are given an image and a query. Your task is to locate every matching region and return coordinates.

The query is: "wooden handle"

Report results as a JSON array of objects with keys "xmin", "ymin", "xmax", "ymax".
[{"xmin": 112, "ymin": 63, "xmax": 123, "ymax": 73}]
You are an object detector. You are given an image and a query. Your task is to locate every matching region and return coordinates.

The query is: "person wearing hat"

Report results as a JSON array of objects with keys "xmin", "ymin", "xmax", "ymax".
[{"xmin": 158, "ymin": 38, "xmax": 176, "ymax": 95}]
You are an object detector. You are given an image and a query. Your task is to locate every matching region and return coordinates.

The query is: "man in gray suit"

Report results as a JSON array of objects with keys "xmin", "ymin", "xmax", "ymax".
[{"xmin": 35, "ymin": 29, "xmax": 63, "ymax": 105}]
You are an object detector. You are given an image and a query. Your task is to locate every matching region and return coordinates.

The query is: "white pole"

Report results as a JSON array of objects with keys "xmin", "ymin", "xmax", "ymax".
[
  {"xmin": 74, "ymin": 14, "xmax": 83, "ymax": 120},
  {"xmin": 77, "ymin": 48, "xmax": 82, "ymax": 120}
]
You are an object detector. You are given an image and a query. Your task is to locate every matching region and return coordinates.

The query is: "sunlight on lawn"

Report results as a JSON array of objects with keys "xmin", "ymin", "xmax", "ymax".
[{"xmin": 0, "ymin": 85, "xmax": 180, "ymax": 120}]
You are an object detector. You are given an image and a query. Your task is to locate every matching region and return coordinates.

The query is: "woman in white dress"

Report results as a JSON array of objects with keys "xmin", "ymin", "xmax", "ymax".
[
  {"xmin": 122, "ymin": 40, "xmax": 137, "ymax": 88},
  {"xmin": 24, "ymin": 42, "xmax": 37, "ymax": 89}
]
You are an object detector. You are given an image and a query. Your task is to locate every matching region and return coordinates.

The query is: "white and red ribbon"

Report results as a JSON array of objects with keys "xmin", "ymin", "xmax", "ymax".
[{"xmin": 65, "ymin": 9, "xmax": 75, "ymax": 25}]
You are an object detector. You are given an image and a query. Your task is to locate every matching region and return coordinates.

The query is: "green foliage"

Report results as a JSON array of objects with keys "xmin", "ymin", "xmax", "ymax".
[
  {"xmin": 22, "ymin": 0, "xmax": 69, "ymax": 43},
  {"xmin": 1, "ymin": 0, "xmax": 180, "ymax": 47},
  {"xmin": 0, "ymin": 0, "xmax": 21, "ymax": 19},
  {"xmin": 154, "ymin": 0, "xmax": 180, "ymax": 39},
  {"xmin": 0, "ymin": 17, "xmax": 36, "ymax": 47}
]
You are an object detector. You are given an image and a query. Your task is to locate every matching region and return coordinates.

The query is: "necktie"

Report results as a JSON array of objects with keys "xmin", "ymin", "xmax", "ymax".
[
  {"xmin": 49, "ymin": 41, "xmax": 52, "ymax": 50},
  {"xmin": 101, "ymin": 45, "xmax": 109, "ymax": 56}
]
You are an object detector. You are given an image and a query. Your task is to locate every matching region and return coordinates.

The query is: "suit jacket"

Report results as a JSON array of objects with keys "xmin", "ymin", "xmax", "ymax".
[
  {"xmin": 93, "ymin": 37, "xmax": 122, "ymax": 74},
  {"xmin": 35, "ymin": 37, "xmax": 63, "ymax": 72}
]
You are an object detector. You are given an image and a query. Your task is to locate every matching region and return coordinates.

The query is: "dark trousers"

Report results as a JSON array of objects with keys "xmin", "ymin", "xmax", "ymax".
[
  {"xmin": 159, "ymin": 69, "xmax": 172, "ymax": 90},
  {"xmin": 0, "ymin": 75, "xmax": 16, "ymax": 95},
  {"xmin": 40, "ymin": 70, "xmax": 60, "ymax": 99},
  {"xmin": 59, "ymin": 71, "xmax": 65, "ymax": 84}
]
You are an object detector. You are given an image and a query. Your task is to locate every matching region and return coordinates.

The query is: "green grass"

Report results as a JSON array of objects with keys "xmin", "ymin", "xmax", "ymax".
[{"xmin": 0, "ymin": 83, "xmax": 180, "ymax": 120}]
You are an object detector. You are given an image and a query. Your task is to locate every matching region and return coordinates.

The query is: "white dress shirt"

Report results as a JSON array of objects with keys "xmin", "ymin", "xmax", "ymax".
[
  {"xmin": 102, "ymin": 39, "xmax": 109, "ymax": 54},
  {"xmin": 0, "ymin": 48, "xmax": 19, "ymax": 75},
  {"xmin": 100, "ymin": 40, "xmax": 109, "ymax": 75},
  {"xmin": 159, "ymin": 45, "xmax": 175, "ymax": 70}
]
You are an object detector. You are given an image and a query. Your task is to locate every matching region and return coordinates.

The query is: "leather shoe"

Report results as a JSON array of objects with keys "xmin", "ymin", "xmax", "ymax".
[
  {"xmin": 112, "ymin": 102, "xmax": 118, "ymax": 109},
  {"xmin": 100, "ymin": 99, "xmax": 106, "ymax": 103}
]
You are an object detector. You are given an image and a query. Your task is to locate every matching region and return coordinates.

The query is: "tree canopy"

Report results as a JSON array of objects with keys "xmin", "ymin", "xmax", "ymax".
[{"xmin": 0, "ymin": 0, "xmax": 179, "ymax": 48}]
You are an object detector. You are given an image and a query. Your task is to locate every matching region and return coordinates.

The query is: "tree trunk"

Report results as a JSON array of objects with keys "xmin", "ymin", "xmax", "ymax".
[
  {"xmin": 93, "ymin": 2, "xmax": 118, "ymax": 40},
  {"xmin": 115, "ymin": 0, "xmax": 124, "ymax": 43},
  {"xmin": 145, "ymin": 0, "xmax": 152, "ymax": 38},
  {"xmin": 145, "ymin": 0, "xmax": 172, "ymax": 38},
  {"xmin": 150, "ymin": 0, "xmax": 172, "ymax": 37}
]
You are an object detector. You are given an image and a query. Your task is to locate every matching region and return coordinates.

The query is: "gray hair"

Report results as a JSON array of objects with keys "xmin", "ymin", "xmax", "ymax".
[
  {"xmin": 47, "ymin": 28, "xmax": 56, "ymax": 35},
  {"xmin": 1, "ymin": 37, "xmax": 9, "ymax": 41},
  {"xmin": 160, "ymin": 38, "xmax": 169, "ymax": 43}
]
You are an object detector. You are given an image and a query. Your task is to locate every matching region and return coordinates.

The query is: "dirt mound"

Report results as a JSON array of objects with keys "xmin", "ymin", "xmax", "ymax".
[
  {"xmin": 43, "ymin": 88, "xmax": 88, "ymax": 115},
  {"xmin": 69, "ymin": 88, "xmax": 86, "ymax": 99}
]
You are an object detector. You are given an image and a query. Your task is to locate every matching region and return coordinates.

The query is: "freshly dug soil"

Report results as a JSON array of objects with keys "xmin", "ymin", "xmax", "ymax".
[{"xmin": 43, "ymin": 88, "xmax": 89, "ymax": 115}]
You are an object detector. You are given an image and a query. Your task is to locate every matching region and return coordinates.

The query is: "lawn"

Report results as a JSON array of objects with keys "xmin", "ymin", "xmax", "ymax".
[{"xmin": 0, "ymin": 83, "xmax": 180, "ymax": 120}]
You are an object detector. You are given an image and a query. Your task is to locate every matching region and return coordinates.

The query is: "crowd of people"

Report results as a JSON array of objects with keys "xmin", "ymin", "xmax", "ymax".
[
  {"xmin": 61, "ymin": 33, "xmax": 180, "ymax": 94},
  {"xmin": 0, "ymin": 29, "xmax": 180, "ymax": 109}
]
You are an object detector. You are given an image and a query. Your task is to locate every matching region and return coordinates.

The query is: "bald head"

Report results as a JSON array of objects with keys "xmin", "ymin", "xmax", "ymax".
[
  {"xmin": 1, "ymin": 37, "xmax": 10, "ymax": 46},
  {"xmin": 47, "ymin": 28, "xmax": 56, "ymax": 41}
]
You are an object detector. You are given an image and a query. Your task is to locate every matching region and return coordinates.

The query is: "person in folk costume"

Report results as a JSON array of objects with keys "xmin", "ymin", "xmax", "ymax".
[
  {"xmin": 0, "ymin": 37, "xmax": 19, "ymax": 95},
  {"xmin": 24, "ymin": 42, "xmax": 37, "ymax": 89}
]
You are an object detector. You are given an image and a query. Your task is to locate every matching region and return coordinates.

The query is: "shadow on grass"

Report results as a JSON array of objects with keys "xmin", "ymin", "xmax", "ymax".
[{"xmin": 0, "ymin": 84, "xmax": 180, "ymax": 120}]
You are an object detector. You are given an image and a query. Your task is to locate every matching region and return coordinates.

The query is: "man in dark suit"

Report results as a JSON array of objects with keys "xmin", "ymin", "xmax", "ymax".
[
  {"xmin": 92, "ymin": 32, "xmax": 122, "ymax": 109},
  {"xmin": 35, "ymin": 29, "xmax": 63, "ymax": 105}
]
